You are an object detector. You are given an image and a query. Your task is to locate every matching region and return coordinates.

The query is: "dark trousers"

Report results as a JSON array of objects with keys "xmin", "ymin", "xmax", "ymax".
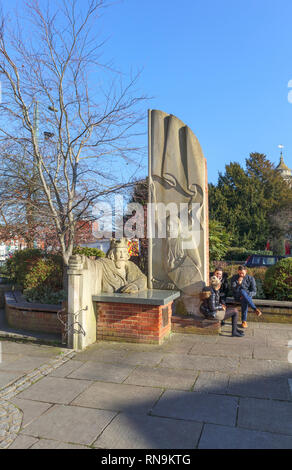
[{"xmin": 218, "ymin": 307, "xmax": 239, "ymax": 334}]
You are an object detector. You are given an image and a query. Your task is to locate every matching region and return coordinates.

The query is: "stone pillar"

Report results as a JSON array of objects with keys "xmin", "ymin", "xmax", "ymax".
[
  {"xmin": 67, "ymin": 256, "xmax": 99, "ymax": 350},
  {"xmin": 67, "ymin": 266, "xmax": 82, "ymax": 350}
]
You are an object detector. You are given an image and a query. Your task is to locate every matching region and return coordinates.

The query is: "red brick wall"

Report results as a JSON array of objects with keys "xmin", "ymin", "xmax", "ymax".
[
  {"xmin": 96, "ymin": 301, "xmax": 172, "ymax": 344},
  {"xmin": 6, "ymin": 304, "xmax": 62, "ymax": 335}
]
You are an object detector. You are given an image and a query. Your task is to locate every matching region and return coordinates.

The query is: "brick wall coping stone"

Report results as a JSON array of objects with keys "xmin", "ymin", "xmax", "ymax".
[
  {"xmin": 5, "ymin": 291, "xmax": 61, "ymax": 313},
  {"xmin": 226, "ymin": 297, "xmax": 292, "ymax": 308},
  {"xmin": 92, "ymin": 289, "xmax": 180, "ymax": 306}
]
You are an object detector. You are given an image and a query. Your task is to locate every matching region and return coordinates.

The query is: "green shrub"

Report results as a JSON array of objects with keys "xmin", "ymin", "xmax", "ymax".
[
  {"xmin": 5, "ymin": 249, "xmax": 63, "ymax": 291},
  {"xmin": 73, "ymin": 246, "xmax": 106, "ymax": 258},
  {"xmin": 254, "ymin": 278, "xmax": 266, "ymax": 299},
  {"xmin": 264, "ymin": 258, "xmax": 292, "ymax": 301},
  {"xmin": 6, "ymin": 249, "xmax": 44, "ymax": 286},
  {"xmin": 224, "ymin": 248, "xmax": 273, "ymax": 261},
  {"xmin": 24, "ymin": 256, "xmax": 63, "ymax": 290},
  {"xmin": 24, "ymin": 286, "xmax": 66, "ymax": 304},
  {"xmin": 222, "ymin": 265, "xmax": 267, "ymax": 282}
]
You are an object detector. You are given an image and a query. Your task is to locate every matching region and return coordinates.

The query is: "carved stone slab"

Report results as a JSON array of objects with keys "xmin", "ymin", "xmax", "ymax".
[{"xmin": 148, "ymin": 109, "xmax": 209, "ymax": 315}]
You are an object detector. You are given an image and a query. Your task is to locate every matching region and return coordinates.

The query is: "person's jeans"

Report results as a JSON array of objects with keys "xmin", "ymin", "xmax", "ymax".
[
  {"xmin": 239, "ymin": 289, "xmax": 257, "ymax": 322},
  {"xmin": 215, "ymin": 307, "xmax": 239, "ymax": 334}
]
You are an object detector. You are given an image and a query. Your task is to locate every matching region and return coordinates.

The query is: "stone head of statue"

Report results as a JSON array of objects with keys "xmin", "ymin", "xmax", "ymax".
[{"xmin": 107, "ymin": 238, "xmax": 130, "ymax": 269}]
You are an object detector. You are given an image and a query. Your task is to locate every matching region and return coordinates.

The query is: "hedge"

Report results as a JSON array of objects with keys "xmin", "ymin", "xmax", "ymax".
[
  {"xmin": 264, "ymin": 258, "xmax": 292, "ymax": 301},
  {"xmin": 73, "ymin": 246, "xmax": 106, "ymax": 258},
  {"xmin": 224, "ymin": 248, "xmax": 273, "ymax": 261},
  {"xmin": 5, "ymin": 249, "xmax": 64, "ymax": 303}
]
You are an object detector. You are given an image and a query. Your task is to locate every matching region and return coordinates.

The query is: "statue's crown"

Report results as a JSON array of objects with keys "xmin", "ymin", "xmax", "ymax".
[{"xmin": 110, "ymin": 238, "xmax": 129, "ymax": 250}]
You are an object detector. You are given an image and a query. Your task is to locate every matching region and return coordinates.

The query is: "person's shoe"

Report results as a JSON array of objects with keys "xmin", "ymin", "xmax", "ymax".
[
  {"xmin": 232, "ymin": 331, "xmax": 244, "ymax": 337},
  {"xmin": 255, "ymin": 308, "xmax": 262, "ymax": 317},
  {"xmin": 241, "ymin": 321, "xmax": 248, "ymax": 328}
]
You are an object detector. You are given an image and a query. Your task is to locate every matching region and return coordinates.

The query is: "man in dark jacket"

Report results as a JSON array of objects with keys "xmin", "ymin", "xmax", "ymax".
[
  {"xmin": 231, "ymin": 265, "xmax": 262, "ymax": 329},
  {"xmin": 200, "ymin": 276, "xmax": 244, "ymax": 337}
]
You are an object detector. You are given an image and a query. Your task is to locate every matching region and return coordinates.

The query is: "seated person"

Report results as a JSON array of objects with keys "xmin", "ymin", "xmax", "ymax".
[
  {"xmin": 231, "ymin": 265, "xmax": 262, "ymax": 329},
  {"xmin": 210, "ymin": 266, "xmax": 229, "ymax": 304},
  {"xmin": 200, "ymin": 276, "xmax": 244, "ymax": 337}
]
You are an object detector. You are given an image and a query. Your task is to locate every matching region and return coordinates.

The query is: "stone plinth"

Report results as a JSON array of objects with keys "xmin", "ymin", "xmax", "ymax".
[{"xmin": 93, "ymin": 290, "xmax": 180, "ymax": 344}]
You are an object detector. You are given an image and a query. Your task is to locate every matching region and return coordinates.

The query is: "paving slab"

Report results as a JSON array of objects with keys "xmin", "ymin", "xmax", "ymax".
[
  {"xmin": 158, "ymin": 353, "xmax": 202, "ymax": 371},
  {"xmin": 216, "ymin": 336, "xmax": 256, "ymax": 346},
  {"xmin": 267, "ymin": 338, "xmax": 292, "ymax": 348},
  {"xmin": 122, "ymin": 351, "xmax": 165, "ymax": 366},
  {"xmin": 193, "ymin": 372, "xmax": 230, "ymax": 394},
  {"xmin": 199, "ymin": 424, "xmax": 292, "ymax": 449},
  {"xmin": 1, "ymin": 342, "xmax": 64, "ymax": 357},
  {"xmin": 8, "ymin": 434, "xmax": 39, "ymax": 449},
  {"xmin": 0, "ymin": 355, "xmax": 52, "ymax": 373},
  {"xmin": 48, "ymin": 360, "xmax": 84, "ymax": 378},
  {"xmin": 10, "ymin": 398, "xmax": 53, "ymax": 428},
  {"xmin": 259, "ymin": 324, "xmax": 292, "ymax": 331},
  {"xmin": 30, "ymin": 439, "xmax": 89, "ymax": 449},
  {"xmin": 189, "ymin": 342, "xmax": 253, "ymax": 358},
  {"xmin": 237, "ymin": 359, "xmax": 292, "ymax": 377},
  {"xmin": 75, "ymin": 347, "xmax": 129, "ymax": 364},
  {"xmin": 0, "ymin": 370, "xmax": 23, "ymax": 389},
  {"xmin": 238, "ymin": 397, "xmax": 292, "ymax": 435},
  {"xmin": 152, "ymin": 390, "xmax": 239, "ymax": 426},
  {"xmin": 228, "ymin": 375, "xmax": 291, "ymax": 401},
  {"xmin": 68, "ymin": 361, "xmax": 135, "ymax": 383},
  {"xmin": 253, "ymin": 346, "xmax": 290, "ymax": 361},
  {"xmin": 72, "ymin": 381, "xmax": 163, "ymax": 414},
  {"xmin": 93, "ymin": 413, "xmax": 203, "ymax": 449},
  {"xmin": 254, "ymin": 329, "xmax": 291, "ymax": 341},
  {"xmin": 17, "ymin": 377, "xmax": 93, "ymax": 404},
  {"xmin": 21, "ymin": 404, "xmax": 116, "ymax": 445},
  {"xmin": 160, "ymin": 354, "xmax": 239, "ymax": 374},
  {"xmin": 0, "ymin": 353, "xmax": 21, "ymax": 367},
  {"xmin": 124, "ymin": 366, "xmax": 198, "ymax": 390},
  {"xmin": 159, "ymin": 335, "xmax": 200, "ymax": 355}
]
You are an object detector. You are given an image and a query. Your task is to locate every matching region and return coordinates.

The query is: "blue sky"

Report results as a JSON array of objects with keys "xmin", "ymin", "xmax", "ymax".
[{"xmin": 3, "ymin": 0, "xmax": 292, "ymax": 184}]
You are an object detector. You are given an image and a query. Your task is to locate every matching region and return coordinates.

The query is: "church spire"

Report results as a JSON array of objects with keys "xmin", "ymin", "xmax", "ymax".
[{"xmin": 276, "ymin": 145, "xmax": 292, "ymax": 178}]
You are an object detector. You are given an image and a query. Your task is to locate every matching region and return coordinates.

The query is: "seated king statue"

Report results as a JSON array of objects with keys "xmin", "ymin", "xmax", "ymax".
[{"xmin": 69, "ymin": 238, "xmax": 147, "ymax": 294}]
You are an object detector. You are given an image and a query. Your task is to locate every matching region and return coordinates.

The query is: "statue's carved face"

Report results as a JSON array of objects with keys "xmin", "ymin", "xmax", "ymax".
[
  {"xmin": 113, "ymin": 247, "xmax": 129, "ymax": 268},
  {"xmin": 166, "ymin": 215, "xmax": 181, "ymax": 238}
]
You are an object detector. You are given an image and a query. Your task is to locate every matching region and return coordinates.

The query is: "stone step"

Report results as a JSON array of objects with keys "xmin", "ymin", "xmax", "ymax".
[{"xmin": 171, "ymin": 314, "xmax": 221, "ymax": 335}]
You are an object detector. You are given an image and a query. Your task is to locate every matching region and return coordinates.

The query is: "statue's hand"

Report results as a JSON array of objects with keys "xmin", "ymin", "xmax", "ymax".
[{"xmin": 120, "ymin": 283, "xmax": 138, "ymax": 294}]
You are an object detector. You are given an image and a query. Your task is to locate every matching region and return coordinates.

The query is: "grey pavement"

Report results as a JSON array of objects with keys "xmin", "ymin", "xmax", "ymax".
[{"xmin": 1, "ymin": 320, "xmax": 292, "ymax": 449}]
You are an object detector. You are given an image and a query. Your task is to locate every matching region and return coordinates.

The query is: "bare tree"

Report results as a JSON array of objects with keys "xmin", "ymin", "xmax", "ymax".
[{"xmin": 0, "ymin": 0, "xmax": 147, "ymax": 278}]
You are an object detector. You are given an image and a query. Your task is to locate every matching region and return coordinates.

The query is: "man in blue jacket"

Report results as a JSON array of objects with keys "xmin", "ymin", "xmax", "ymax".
[{"xmin": 231, "ymin": 265, "xmax": 262, "ymax": 328}]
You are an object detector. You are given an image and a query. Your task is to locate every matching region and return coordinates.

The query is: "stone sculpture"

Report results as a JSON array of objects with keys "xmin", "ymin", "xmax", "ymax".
[
  {"xmin": 148, "ymin": 109, "xmax": 208, "ymax": 315},
  {"xmin": 69, "ymin": 238, "xmax": 147, "ymax": 294}
]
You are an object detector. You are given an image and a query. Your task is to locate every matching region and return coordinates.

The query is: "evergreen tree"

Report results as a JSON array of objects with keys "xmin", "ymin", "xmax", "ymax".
[{"xmin": 209, "ymin": 153, "xmax": 292, "ymax": 250}]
